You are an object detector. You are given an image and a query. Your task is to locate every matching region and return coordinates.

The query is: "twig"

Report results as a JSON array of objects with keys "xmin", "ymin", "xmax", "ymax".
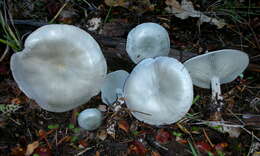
[
  {"xmin": 76, "ymin": 146, "xmax": 94, "ymax": 156},
  {"xmin": 226, "ymin": 109, "xmax": 260, "ymax": 142},
  {"xmin": 0, "ymin": 45, "xmax": 9, "ymax": 62},
  {"xmin": 202, "ymin": 128, "xmax": 214, "ymax": 148},
  {"xmin": 104, "ymin": 6, "xmax": 112, "ymax": 24},
  {"xmin": 49, "ymin": 1, "xmax": 69, "ymax": 23},
  {"xmin": 57, "ymin": 136, "xmax": 70, "ymax": 146},
  {"xmin": 227, "ymin": 109, "xmax": 245, "ymax": 126}
]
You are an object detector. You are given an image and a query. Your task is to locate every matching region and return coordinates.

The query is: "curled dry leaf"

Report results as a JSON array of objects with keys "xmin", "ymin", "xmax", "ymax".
[
  {"xmin": 10, "ymin": 146, "xmax": 26, "ymax": 156},
  {"xmin": 155, "ymin": 129, "xmax": 172, "ymax": 144},
  {"xmin": 78, "ymin": 140, "xmax": 88, "ymax": 148},
  {"xmin": 11, "ymin": 98, "xmax": 22, "ymax": 105},
  {"xmin": 118, "ymin": 120, "xmax": 129, "ymax": 133},
  {"xmin": 165, "ymin": 0, "xmax": 226, "ymax": 29},
  {"xmin": 128, "ymin": 140, "xmax": 147, "ymax": 156},
  {"xmin": 34, "ymin": 146, "xmax": 52, "ymax": 156},
  {"xmin": 214, "ymin": 142, "xmax": 228, "ymax": 152},
  {"xmin": 58, "ymin": 9, "xmax": 77, "ymax": 24},
  {"xmin": 151, "ymin": 151, "xmax": 161, "ymax": 156},
  {"xmin": 196, "ymin": 141, "xmax": 212, "ymax": 153},
  {"xmin": 25, "ymin": 141, "xmax": 39, "ymax": 156},
  {"xmin": 97, "ymin": 129, "xmax": 108, "ymax": 141}
]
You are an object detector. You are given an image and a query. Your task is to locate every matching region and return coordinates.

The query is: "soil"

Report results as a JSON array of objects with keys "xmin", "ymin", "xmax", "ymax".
[{"xmin": 0, "ymin": 0, "xmax": 260, "ymax": 156}]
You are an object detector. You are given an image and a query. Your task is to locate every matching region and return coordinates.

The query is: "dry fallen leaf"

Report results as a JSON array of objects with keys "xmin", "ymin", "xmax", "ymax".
[
  {"xmin": 165, "ymin": 0, "xmax": 183, "ymax": 13},
  {"xmin": 155, "ymin": 129, "xmax": 172, "ymax": 144},
  {"xmin": 165, "ymin": 0, "xmax": 226, "ymax": 29},
  {"xmin": 34, "ymin": 146, "xmax": 52, "ymax": 156},
  {"xmin": 25, "ymin": 141, "xmax": 39, "ymax": 156},
  {"xmin": 128, "ymin": 141, "xmax": 147, "ymax": 156},
  {"xmin": 78, "ymin": 140, "xmax": 88, "ymax": 148},
  {"xmin": 196, "ymin": 141, "xmax": 212, "ymax": 153},
  {"xmin": 151, "ymin": 151, "xmax": 161, "ymax": 156},
  {"xmin": 104, "ymin": 0, "xmax": 130, "ymax": 8},
  {"xmin": 97, "ymin": 129, "xmax": 108, "ymax": 141},
  {"xmin": 10, "ymin": 146, "xmax": 26, "ymax": 156},
  {"xmin": 118, "ymin": 120, "xmax": 129, "ymax": 133},
  {"xmin": 104, "ymin": 0, "xmax": 154, "ymax": 14}
]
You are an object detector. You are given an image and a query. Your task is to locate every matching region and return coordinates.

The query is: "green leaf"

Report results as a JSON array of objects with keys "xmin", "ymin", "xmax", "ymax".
[
  {"xmin": 48, "ymin": 124, "xmax": 59, "ymax": 129},
  {"xmin": 71, "ymin": 136, "xmax": 78, "ymax": 142},
  {"xmin": 68, "ymin": 124, "xmax": 75, "ymax": 129},
  {"xmin": 216, "ymin": 150, "xmax": 225, "ymax": 156},
  {"xmin": 73, "ymin": 128, "xmax": 80, "ymax": 133},
  {"xmin": 132, "ymin": 131, "xmax": 139, "ymax": 136},
  {"xmin": 172, "ymin": 131, "xmax": 182, "ymax": 137},
  {"xmin": 192, "ymin": 95, "xmax": 200, "ymax": 104},
  {"xmin": 188, "ymin": 140, "xmax": 198, "ymax": 156},
  {"xmin": 191, "ymin": 126, "xmax": 200, "ymax": 131}
]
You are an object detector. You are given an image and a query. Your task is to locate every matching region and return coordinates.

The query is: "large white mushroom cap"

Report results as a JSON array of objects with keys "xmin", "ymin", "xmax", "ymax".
[
  {"xmin": 126, "ymin": 23, "xmax": 170, "ymax": 64},
  {"xmin": 10, "ymin": 24, "xmax": 107, "ymax": 112},
  {"xmin": 101, "ymin": 70, "xmax": 129, "ymax": 105},
  {"xmin": 124, "ymin": 57, "xmax": 193, "ymax": 125},
  {"xmin": 184, "ymin": 49, "xmax": 249, "ymax": 89}
]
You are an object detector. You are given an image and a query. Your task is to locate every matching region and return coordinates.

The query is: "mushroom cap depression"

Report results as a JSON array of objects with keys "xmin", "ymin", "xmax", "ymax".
[
  {"xmin": 101, "ymin": 70, "xmax": 129, "ymax": 105},
  {"xmin": 124, "ymin": 57, "xmax": 193, "ymax": 125},
  {"xmin": 78, "ymin": 108, "xmax": 102, "ymax": 131},
  {"xmin": 10, "ymin": 24, "xmax": 107, "ymax": 112},
  {"xmin": 184, "ymin": 49, "xmax": 249, "ymax": 89},
  {"xmin": 126, "ymin": 23, "xmax": 170, "ymax": 64}
]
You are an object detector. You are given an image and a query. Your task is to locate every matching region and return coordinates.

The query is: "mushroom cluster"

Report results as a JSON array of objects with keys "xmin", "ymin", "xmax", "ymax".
[{"xmin": 10, "ymin": 23, "xmax": 249, "ymax": 130}]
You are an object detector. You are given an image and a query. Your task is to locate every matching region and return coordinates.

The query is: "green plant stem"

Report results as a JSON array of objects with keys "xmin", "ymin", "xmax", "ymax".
[{"xmin": 104, "ymin": 6, "xmax": 112, "ymax": 24}]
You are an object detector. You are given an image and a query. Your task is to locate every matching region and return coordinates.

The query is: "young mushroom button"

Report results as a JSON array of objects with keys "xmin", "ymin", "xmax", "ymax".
[
  {"xmin": 78, "ymin": 108, "xmax": 102, "ymax": 131},
  {"xmin": 126, "ymin": 23, "xmax": 170, "ymax": 64},
  {"xmin": 124, "ymin": 56, "xmax": 193, "ymax": 125},
  {"xmin": 184, "ymin": 49, "xmax": 249, "ymax": 119},
  {"xmin": 101, "ymin": 70, "xmax": 129, "ymax": 105},
  {"xmin": 10, "ymin": 24, "xmax": 107, "ymax": 112}
]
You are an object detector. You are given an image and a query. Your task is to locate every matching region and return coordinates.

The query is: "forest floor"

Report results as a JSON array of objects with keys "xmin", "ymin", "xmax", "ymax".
[{"xmin": 0, "ymin": 0, "xmax": 260, "ymax": 156}]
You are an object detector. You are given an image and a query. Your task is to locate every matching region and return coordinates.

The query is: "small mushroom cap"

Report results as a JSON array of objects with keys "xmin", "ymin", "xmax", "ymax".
[
  {"xmin": 101, "ymin": 70, "xmax": 129, "ymax": 105},
  {"xmin": 10, "ymin": 24, "xmax": 107, "ymax": 112},
  {"xmin": 124, "ymin": 56, "xmax": 193, "ymax": 125},
  {"xmin": 126, "ymin": 23, "xmax": 170, "ymax": 64},
  {"xmin": 78, "ymin": 108, "xmax": 102, "ymax": 131},
  {"xmin": 184, "ymin": 49, "xmax": 249, "ymax": 89}
]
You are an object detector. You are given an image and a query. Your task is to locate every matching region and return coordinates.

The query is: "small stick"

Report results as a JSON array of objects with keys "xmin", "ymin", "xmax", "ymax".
[
  {"xmin": 202, "ymin": 128, "xmax": 214, "ymax": 148},
  {"xmin": 0, "ymin": 45, "xmax": 9, "ymax": 62},
  {"xmin": 49, "ymin": 1, "xmax": 69, "ymax": 23}
]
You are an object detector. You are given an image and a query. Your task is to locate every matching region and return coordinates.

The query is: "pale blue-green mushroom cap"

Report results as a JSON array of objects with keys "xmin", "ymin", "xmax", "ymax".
[
  {"xmin": 124, "ymin": 56, "xmax": 193, "ymax": 125},
  {"xmin": 126, "ymin": 23, "xmax": 170, "ymax": 64},
  {"xmin": 184, "ymin": 49, "xmax": 249, "ymax": 88},
  {"xmin": 101, "ymin": 70, "xmax": 129, "ymax": 105},
  {"xmin": 10, "ymin": 24, "xmax": 107, "ymax": 112},
  {"xmin": 78, "ymin": 108, "xmax": 102, "ymax": 131}
]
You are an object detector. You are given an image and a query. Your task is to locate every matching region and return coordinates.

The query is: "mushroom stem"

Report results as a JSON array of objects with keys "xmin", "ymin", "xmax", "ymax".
[
  {"xmin": 211, "ymin": 76, "xmax": 222, "ymax": 101},
  {"xmin": 211, "ymin": 76, "xmax": 224, "ymax": 120},
  {"xmin": 116, "ymin": 88, "xmax": 124, "ymax": 104}
]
